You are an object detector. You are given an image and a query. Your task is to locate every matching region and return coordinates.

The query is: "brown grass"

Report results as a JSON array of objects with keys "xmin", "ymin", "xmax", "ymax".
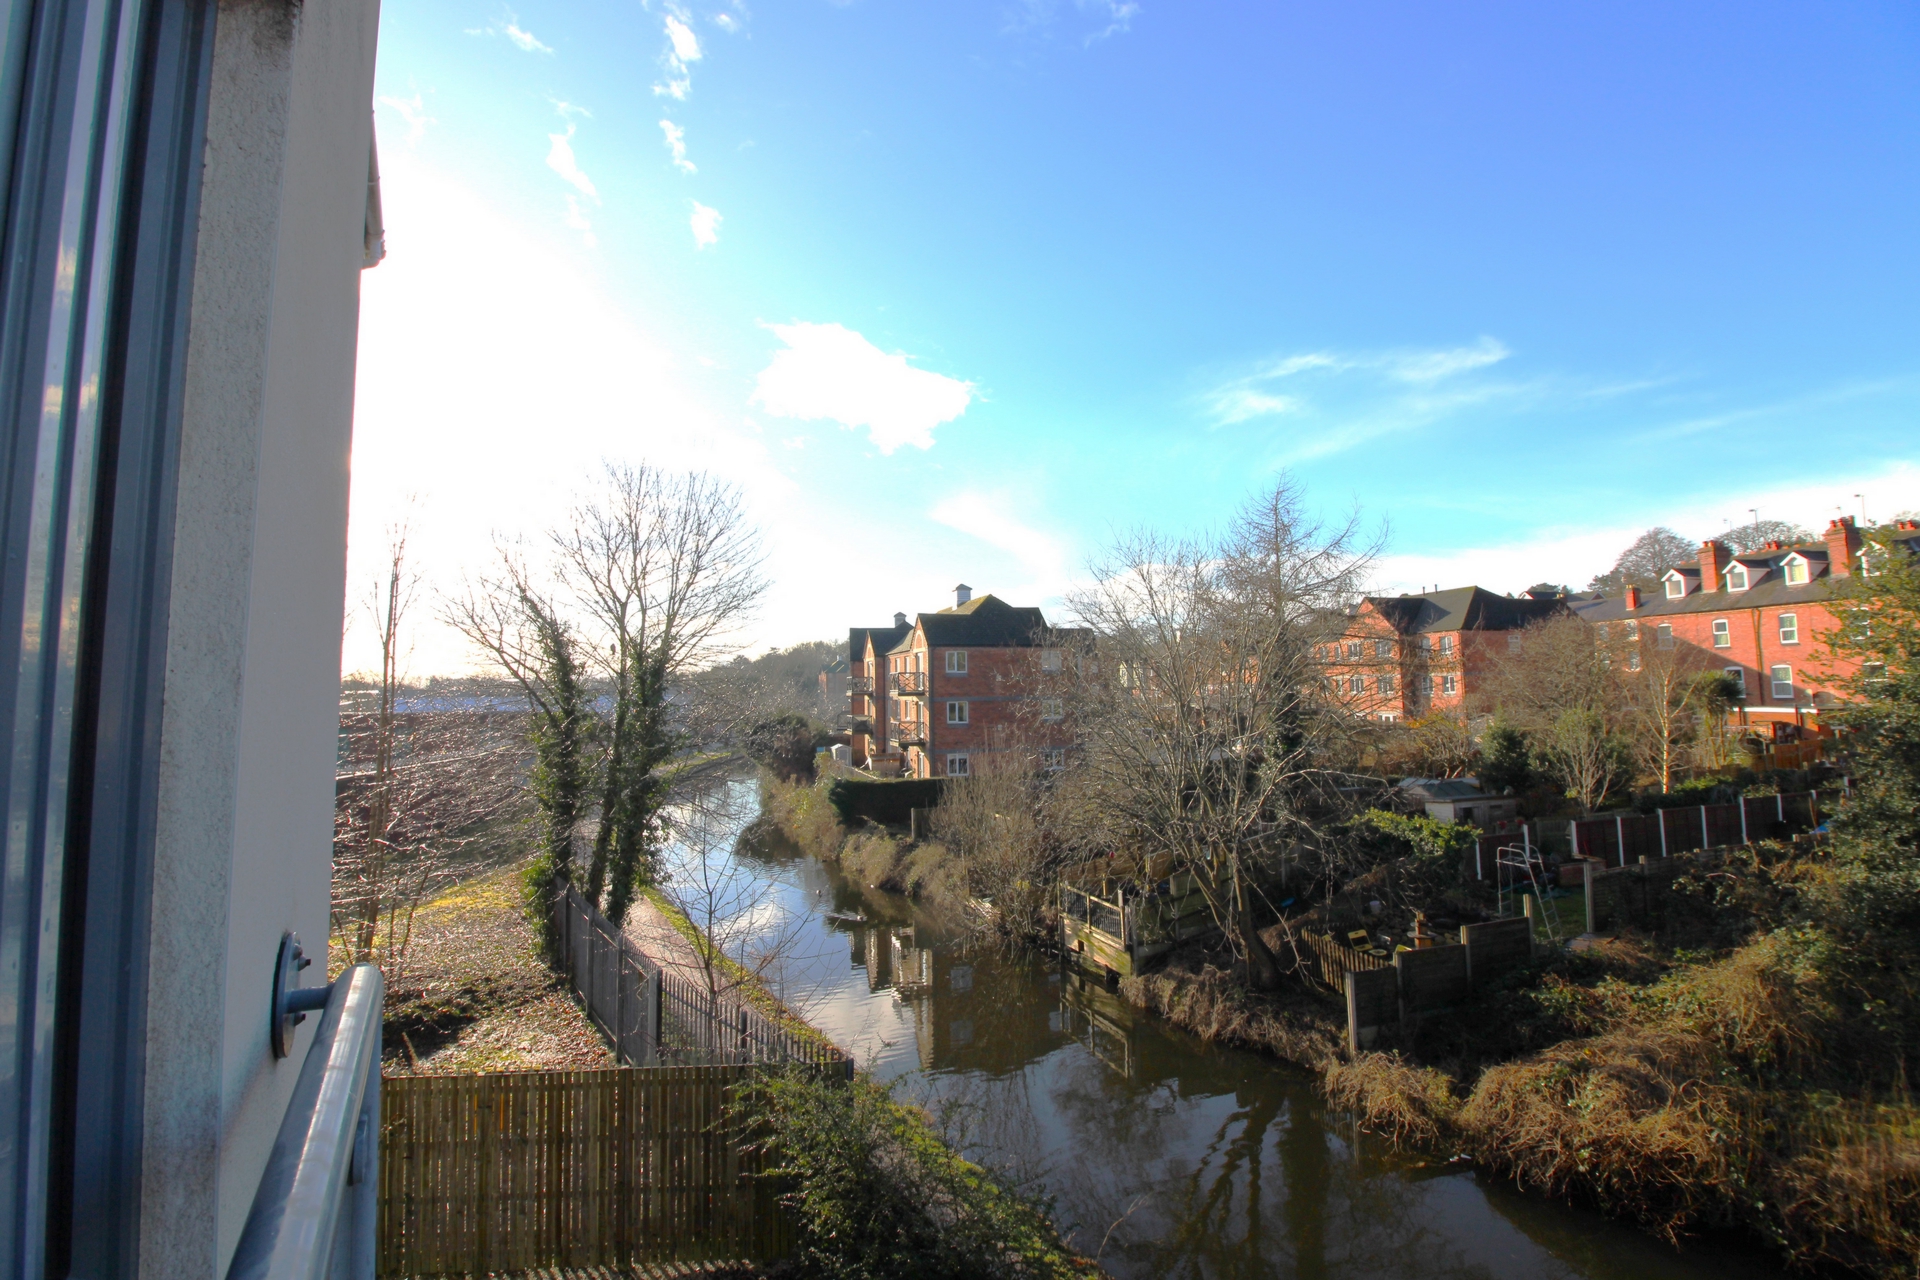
[
  {"xmin": 1120, "ymin": 956, "xmax": 1343, "ymax": 1068},
  {"xmin": 1322, "ymin": 1053, "xmax": 1462, "ymax": 1150}
]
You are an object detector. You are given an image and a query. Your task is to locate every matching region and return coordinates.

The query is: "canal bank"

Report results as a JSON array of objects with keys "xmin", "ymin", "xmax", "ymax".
[{"xmin": 673, "ymin": 772, "xmax": 1782, "ymax": 1280}]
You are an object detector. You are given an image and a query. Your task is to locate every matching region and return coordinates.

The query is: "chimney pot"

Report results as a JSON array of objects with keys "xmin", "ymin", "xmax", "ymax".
[
  {"xmin": 1623, "ymin": 584, "xmax": 1642, "ymax": 610},
  {"xmin": 953, "ymin": 583, "xmax": 972, "ymax": 607},
  {"xmin": 894, "ymin": 611, "xmax": 908, "ymax": 628}
]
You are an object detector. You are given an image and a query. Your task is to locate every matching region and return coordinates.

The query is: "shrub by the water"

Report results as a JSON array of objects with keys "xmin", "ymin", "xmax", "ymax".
[{"xmin": 744, "ymin": 1070, "xmax": 1099, "ymax": 1279}]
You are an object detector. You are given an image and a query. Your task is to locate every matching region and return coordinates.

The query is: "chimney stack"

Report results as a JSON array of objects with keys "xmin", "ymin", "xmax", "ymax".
[
  {"xmin": 953, "ymin": 583, "xmax": 972, "ymax": 607},
  {"xmin": 1623, "ymin": 584, "xmax": 1642, "ymax": 611},
  {"xmin": 1825, "ymin": 517, "xmax": 1862, "ymax": 577},
  {"xmin": 893, "ymin": 611, "xmax": 908, "ymax": 628},
  {"xmin": 1698, "ymin": 540, "xmax": 1728, "ymax": 593}
]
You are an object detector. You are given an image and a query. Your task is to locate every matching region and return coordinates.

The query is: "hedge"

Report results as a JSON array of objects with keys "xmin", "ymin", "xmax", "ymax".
[{"xmin": 826, "ymin": 778, "xmax": 947, "ymax": 827}]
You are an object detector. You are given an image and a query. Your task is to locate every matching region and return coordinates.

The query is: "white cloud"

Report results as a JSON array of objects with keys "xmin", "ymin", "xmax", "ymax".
[
  {"xmin": 928, "ymin": 491, "xmax": 1071, "ymax": 600},
  {"xmin": 1083, "ymin": 0, "xmax": 1139, "ymax": 43},
  {"xmin": 563, "ymin": 194, "xmax": 595, "ymax": 246},
  {"xmin": 664, "ymin": 16, "xmax": 702, "ymax": 62},
  {"xmin": 752, "ymin": 322, "xmax": 975, "ymax": 454},
  {"xmin": 690, "ymin": 200, "xmax": 722, "ymax": 247},
  {"xmin": 546, "ymin": 126, "xmax": 598, "ymax": 200},
  {"xmin": 660, "ymin": 120, "xmax": 695, "ymax": 173},
  {"xmin": 715, "ymin": 12, "xmax": 740, "ymax": 32},
  {"xmin": 654, "ymin": 15, "xmax": 702, "ymax": 99},
  {"xmin": 1371, "ymin": 462, "xmax": 1920, "ymax": 598},
  {"xmin": 1389, "ymin": 336, "xmax": 1510, "ymax": 383},
  {"xmin": 467, "ymin": 12, "xmax": 552, "ymax": 53},
  {"xmin": 1210, "ymin": 388, "xmax": 1298, "ymax": 424},
  {"xmin": 377, "ymin": 93, "xmax": 436, "ymax": 145},
  {"xmin": 504, "ymin": 21, "xmax": 552, "ymax": 53}
]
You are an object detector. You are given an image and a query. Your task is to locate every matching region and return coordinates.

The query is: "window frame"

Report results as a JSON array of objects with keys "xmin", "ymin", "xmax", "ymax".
[
  {"xmin": 1711, "ymin": 618, "xmax": 1731, "ymax": 648},
  {"xmin": 945, "ymin": 753, "xmax": 970, "ymax": 777},
  {"xmin": 1782, "ymin": 555, "xmax": 1810, "ymax": 586},
  {"xmin": 1040, "ymin": 648, "xmax": 1062, "ymax": 672},
  {"xmin": 1656, "ymin": 624, "xmax": 1675, "ymax": 649},
  {"xmin": 1664, "ymin": 572, "xmax": 1686, "ymax": 599},
  {"xmin": 1440, "ymin": 673, "xmax": 1458, "ymax": 695},
  {"xmin": 945, "ymin": 700, "xmax": 969, "ymax": 725},
  {"xmin": 1726, "ymin": 564, "xmax": 1750, "ymax": 592},
  {"xmin": 945, "ymin": 649, "xmax": 967, "ymax": 674},
  {"xmin": 1769, "ymin": 665, "xmax": 1794, "ymax": 702},
  {"xmin": 1438, "ymin": 635, "xmax": 1455, "ymax": 656},
  {"xmin": 1724, "ymin": 666, "xmax": 1747, "ymax": 700},
  {"xmin": 1778, "ymin": 613, "xmax": 1798, "ymax": 644},
  {"xmin": 1039, "ymin": 697, "xmax": 1064, "ymax": 722}
]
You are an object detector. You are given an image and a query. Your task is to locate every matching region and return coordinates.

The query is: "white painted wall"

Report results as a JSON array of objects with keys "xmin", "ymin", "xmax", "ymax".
[{"xmin": 139, "ymin": 1, "xmax": 380, "ymax": 1275}]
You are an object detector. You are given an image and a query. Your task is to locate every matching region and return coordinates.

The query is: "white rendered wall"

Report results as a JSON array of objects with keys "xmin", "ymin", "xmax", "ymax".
[{"xmin": 139, "ymin": 0, "xmax": 380, "ymax": 1275}]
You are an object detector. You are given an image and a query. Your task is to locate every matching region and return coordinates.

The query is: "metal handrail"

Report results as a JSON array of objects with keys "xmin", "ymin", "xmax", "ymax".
[
  {"xmin": 228, "ymin": 964, "xmax": 385, "ymax": 1280},
  {"xmin": 888, "ymin": 670, "xmax": 927, "ymax": 695}
]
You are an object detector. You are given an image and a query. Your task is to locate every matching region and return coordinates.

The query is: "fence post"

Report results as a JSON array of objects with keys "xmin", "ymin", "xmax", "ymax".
[
  {"xmin": 1614, "ymin": 815, "xmax": 1625, "ymax": 866},
  {"xmin": 1699, "ymin": 804, "xmax": 1709, "ymax": 849},
  {"xmin": 1739, "ymin": 795, "xmax": 1749, "ymax": 845},
  {"xmin": 1658, "ymin": 808, "xmax": 1668, "ymax": 858},
  {"xmin": 1810, "ymin": 789, "xmax": 1818, "ymax": 827},
  {"xmin": 1474, "ymin": 838, "xmax": 1483, "ymax": 881},
  {"xmin": 1583, "ymin": 860, "xmax": 1597, "ymax": 936},
  {"xmin": 1777, "ymin": 793, "xmax": 1784, "ymax": 823}
]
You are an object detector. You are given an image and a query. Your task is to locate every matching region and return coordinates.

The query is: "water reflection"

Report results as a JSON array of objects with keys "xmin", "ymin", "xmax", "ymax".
[{"xmin": 685, "ymin": 774, "xmax": 1779, "ymax": 1280}]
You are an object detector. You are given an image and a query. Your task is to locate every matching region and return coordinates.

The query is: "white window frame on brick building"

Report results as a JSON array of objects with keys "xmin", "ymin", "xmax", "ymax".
[
  {"xmin": 1627, "ymin": 650, "xmax": 1641, "ymax": 671},
  {"xmin": 1726, "ymin": 564, "xmax": 1750, "ymax": 591},
  {"xmin": 946, "ymin": 700, "xmax": 968, "ymax": 724},
  {"xmin": 1725, "ymin": 666, "xmax": 1747, "ymax": 699},
  {"xmin": 1345, "ymin": 642, "xmax": 1362, "ymax": 659},
  {"xmin": 1041, "ymin": 747, "xmax": 1065, "ymax": 770},
  {"xmin": 1625, "ymin": 620, "xmax": 1639, "ymax": 640},
  {"xmin": 1377, "ymin": 674, "xmax": 1395, "ymax": 694},
  {"xmin": 1778, "ymin": 613, "xmax": 1799, "ymax": 644},
  {"xmin": 1663, "ymin": 571, "xmax": 1687, "ymax": 599},
  {"xmin": 1040, "ymin": 698, "xmax": 1064, "ymax": 721},
  {"xmin": 1040, "ymin": 648, "xmax": 1062, "ymax": 672},
  {"xmin": 1438, "ymin": 635, "xmax": 1455, "ymax": 655},
  {"xmin": 1374, "ymin": 639, "xmax": 1392, "ymax": 658},
  {"xmin": 1347, "ymin": 674, "xmax": 1364, "ymax": 694},
  {"xmin": 1711, "ymin": 618, "xmax": 1731, "ymax": 648},
  {"xmin": 946, "ymin": 650, "xmax": 968, "ymax": 674},
  {"xmin": 946, "ymin": 753, "xmax": 970, "ymax": 777},
  {"xmin": 1657, "ymin": 624, "xmax": 1675, "ymax": 649},
  {"xmin": 1440, "ymin": 674, "xmax": 1458, "ymax": 695},
  {"xmin": 1770, "ymin": 665, "xmax": 1794, "ymax": 701},
  {"xmin": 1783, "ymin": 555, "xmax": 1810, "ymax": 586},
  {"xmin": 1421, "ymin": 674, "xmax": 1435, "ymax": 695}
]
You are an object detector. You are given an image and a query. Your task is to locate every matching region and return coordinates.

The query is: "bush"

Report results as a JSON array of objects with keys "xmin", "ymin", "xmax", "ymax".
[{"xmin": 744, "ymin": 1070, "xmax": 1097, "ymax": 1279}]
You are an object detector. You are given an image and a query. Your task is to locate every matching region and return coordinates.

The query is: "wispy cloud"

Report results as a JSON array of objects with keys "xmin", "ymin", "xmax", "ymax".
[
  {"xmin": 928, "ymin": 490, "xmax": 1072, "ymax": 597},
  {"xmin": 563, "ymin": 195, "xmax": 596, "ymax": 247},
  {"xmin": 690, "ymin": 201, "xmax": 722, "ymax": 248},
  {"xmin": 467, "ymin": 10, "xmax": 552, "ymax": 53},
  {"xmin": 654, "ymin": 13, "xmax": 703, "ymax": 99},
  {"xmin": 378, "ymin": 93, "xmax": 436, "ymax": 145},
  {"xmin": 1202, "ymin": 337, "xmax": 1519, "ymax": 459},
  {"xmin": 546, "ymin": 125, "xmax": 598, "ymax": 201},
  {"xmin": 752, "ymin": 322, "xmax": 975, "ymax": 454},
  {"xmin": 660, "ymin": 120, "xmax": 695, "ymax": 174},
  {"xmin": 1004, "ymin": 0, "xmax": 1141, "ymax": 44}
]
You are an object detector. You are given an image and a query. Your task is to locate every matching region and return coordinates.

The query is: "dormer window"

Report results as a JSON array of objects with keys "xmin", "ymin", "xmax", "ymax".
[
  {"xmin": 1726, "ymin": 564, "xmax": 1750, "ymax": 592},
  {"xmin": 1782, "ymin": 555, "xmax": 1810, "ymax": 586},
  {"xmin": 1663, "ymin": 571, "xmax": 1687, "ymax": 599}
]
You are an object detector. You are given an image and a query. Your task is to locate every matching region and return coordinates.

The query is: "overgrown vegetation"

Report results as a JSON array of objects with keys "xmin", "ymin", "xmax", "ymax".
[
  {"xmin": 1306, "ymin": 522, "xmax": 1920, "ymax": 1277},
  {"xmin": 743, "ymin": 1069, "xmax": 1100, "ymax": 1279}
]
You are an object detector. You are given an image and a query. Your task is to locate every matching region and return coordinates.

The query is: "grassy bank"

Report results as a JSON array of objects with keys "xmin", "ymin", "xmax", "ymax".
[{"xmin": 759, "ymin": 770, "xmax": 969, "ymax": 902}]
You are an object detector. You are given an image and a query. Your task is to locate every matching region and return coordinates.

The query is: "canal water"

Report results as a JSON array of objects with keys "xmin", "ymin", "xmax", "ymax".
[{"xmin": 665, "ymin": 775, "xmax": 1781, "ymax": 1280}]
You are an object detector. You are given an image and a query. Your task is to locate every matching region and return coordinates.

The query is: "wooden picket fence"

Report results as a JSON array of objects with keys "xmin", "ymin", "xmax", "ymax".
[{"xmin": 378, "ymin": 1066, "xmax": 793, "ymax": 1277}]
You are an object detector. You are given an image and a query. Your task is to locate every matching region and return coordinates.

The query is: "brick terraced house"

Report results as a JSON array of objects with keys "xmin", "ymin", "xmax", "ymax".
[
  {"xmin": 1573, "ymin": 516, "xmax": 1920, "ymax": 733},
  {"xmin": 850, "ymin": 586, "xmax": 1076, "ymax": 779},
  {"xmin": 1324, "ymin": 586, "xmax": 1573, "ymax": 721}
]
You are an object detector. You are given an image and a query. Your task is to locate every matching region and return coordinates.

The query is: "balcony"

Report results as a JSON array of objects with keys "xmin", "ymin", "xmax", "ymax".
[
  {"xmin": 893, "ymin": 724, "xmax": 928, "ymax": 747},
  {"xmin": 850, "ymin": 674, "xmax": 874, "ymax": 695},
  {"xmin": 889, "ymin": 670, "xmax": 928, "ymax": 696}
]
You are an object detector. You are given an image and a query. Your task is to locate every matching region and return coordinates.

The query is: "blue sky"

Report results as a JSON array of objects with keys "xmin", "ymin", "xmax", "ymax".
[{"xmin": 349, "ymin": 0, "xmax": 1920, "ymax": 674}]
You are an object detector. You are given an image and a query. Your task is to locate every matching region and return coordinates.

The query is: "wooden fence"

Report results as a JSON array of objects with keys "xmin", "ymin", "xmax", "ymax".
[
  {"xmin": 1312, "ymin": 917, "xmax": 1536, "ymax": 1051},
  {"xmin": 1472, "ymin": 788, "xmax": 1840, "ymax": 879},
  {"xmin": 552, "ymin": 880, "xmax": 850, "ymax": 1073},
  {"xmin": 378, "ymin": 1066, "xmax": 792, "ymax": 1277}
]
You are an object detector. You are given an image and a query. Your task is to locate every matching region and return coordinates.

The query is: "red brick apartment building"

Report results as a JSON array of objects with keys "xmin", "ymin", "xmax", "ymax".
[
  {"xmin": 848, "ymin": 586, "xmax": 1075, "ymax": 778},
  {"xmin": 1326, "ymin": 586, "xmax": 1573, "ymax": 720},
  {"xmin": 1574, "ymin": 517, "xmax": 1919, "ymax": 732}
]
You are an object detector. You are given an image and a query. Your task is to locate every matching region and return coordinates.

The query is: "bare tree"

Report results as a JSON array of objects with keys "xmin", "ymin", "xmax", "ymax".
[
  {"xmin": 1721, "ymin": 518, "xmax": 1814, "ymax": 554},
  {"xmin": 1587, "ymin": 527, "xmax": 1697, "ymax": 593},
  {"xmin": 1477, "ymin": 614, "xmax": 1630, "ymax": 811},
  {"xmin": 1053, "ymin": 480, "xmax": 1374, "ymax": 990},
  {"xmin": 335, "ymin": 526, "xmax": 523, "ymax": 978},
  {"xmin": 1609, "ymin": 629, "xmax": 1725, "ymax": 793},
  {"xmin": 554, "ymin": 464, "xmax": 767, "ymax": 922}
]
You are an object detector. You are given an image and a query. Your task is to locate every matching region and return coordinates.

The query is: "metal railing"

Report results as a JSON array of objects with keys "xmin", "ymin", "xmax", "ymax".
[
  {"xmin": 552, "ymin": 879, "xmax": 850, "ymax": 1074},
  {"xmin": 850, "ymin": 674, "xmax": 874, "ymax": 694},
  {"xmin": 227, "ymin": 964, "xmax": 384, "ymax": 1280},
  {"xmin": 888, "ymin": 670, "xmax": 927, "ymax": 695}
]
